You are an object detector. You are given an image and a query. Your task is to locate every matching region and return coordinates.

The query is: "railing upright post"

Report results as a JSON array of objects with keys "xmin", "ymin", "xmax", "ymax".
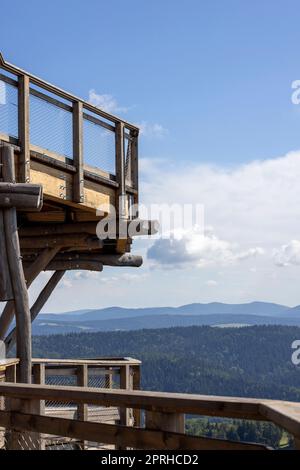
[
  {"xmin": 73, "ymin": 101, "xmax": 84, "ymax": 203},
  {"xmin": 32, "ymin": 363, "xmax": 45, "ymax": 414},
  {"xmin": 145, "ymin": 410, "xmax": 185, "ymax": 435},
  {"xmin": 132, "ymin": 365, "xmax": 141, "ymax": 427},
  {"xmin": 131, "ymin": 129, "xmax": 139, "ymax": 203},
  {"xmin": 5, "ymin": 363, "xmax": 17, "ymax": 383},
  {"xmin": 18, "ymin": 74, "xmax": 30, "ymax": 183},
  {"xmin": 77, "ymin": 363, "xmax": 88, "ymax": 449},
  {"xmin": 115, "ymin": 121, "xmax": 127, "ymax": 220}
]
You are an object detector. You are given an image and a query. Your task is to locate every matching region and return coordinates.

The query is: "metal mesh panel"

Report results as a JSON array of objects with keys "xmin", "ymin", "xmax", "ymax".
[
  {"xmin": 45, "ymin": 374, "xmax": 77, "ymax": 408},
  {"xmin": 30, "ymin": 93, "xmax": 73, "ymax": 158},
  {"xmin": 83, "ymin": 117, "xmax": 115, "ymax": 174},
  {"xmin": 0, "ymin": 80, "xmax": 18, "ymax": 138}
]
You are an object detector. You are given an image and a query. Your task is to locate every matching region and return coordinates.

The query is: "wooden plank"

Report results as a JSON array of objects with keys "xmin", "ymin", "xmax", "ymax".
[
  {"xmin": 259, "ymin": 402, "xmax": 300, "ymax": 441},
  {"xmin": 18, "ymin": 75, "xmax": 30, "ymax": 183},
  {"xmin": 0, "ymin": 410, "xmax": 268, "ymax": 450},
  {"xmin": 19, "ymin": 233, "xmax": 92, "ymax": 249},
  {"xmin": 73, "ymin": 101, "xmax": 84, "ymax": 203},
  {"xmin": 32, "ymin": 358, "xmax": 140, "ymax": 366},
  {"xmin": 30, "ymin": 87, "xmax": 72, "ymax": 112},
  {"xmin": 0, "ymin": 383, "xmax": 266, "ymax": 420},
  {"xmin": 83, "ymin": 112, "xmax": 115, "ymax": 132},
  {"xmin": 19, "ymin": 222, "xmax": 98, "ymax": 237}
]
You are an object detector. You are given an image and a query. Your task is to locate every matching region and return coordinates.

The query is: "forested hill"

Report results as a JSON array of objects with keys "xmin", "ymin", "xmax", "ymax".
[{"xmin": 33, "ymin": 325, "xmax": 300, "ymax": 401}]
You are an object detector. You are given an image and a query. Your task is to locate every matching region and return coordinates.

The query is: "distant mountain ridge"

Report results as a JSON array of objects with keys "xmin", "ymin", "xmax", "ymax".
[
  {"xmin": 32, "ymin": 301, "xmax": 300, "ymax": 335},
  {"xmin": 41, "ymin": 301, "xmax": 295, "ymax": 322}
]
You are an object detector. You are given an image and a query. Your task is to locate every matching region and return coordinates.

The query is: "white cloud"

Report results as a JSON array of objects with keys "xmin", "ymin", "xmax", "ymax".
[
  {"xmin": 140, "ymin": 150, "xmax": 300, "ymax": 250},
  {"xmin": 138, "ymin": 121, "xmax": 168, "ymax": 138},
  {"xmin": 88, "ymin": 90, "xmax": 128, "ymax": 114},
  {"xmin": 147, "ymin": 226, "xmax": 264, "ymax": 269},
  {"xmin": 273, "ymin": 240, "xmax": 300, "ymax": 267},
  {"xmin": 206, "ymin": 280, "xmax": 218, "ymax": 287},
  {"xmin": 101, "ymin": 273, "xmax": 148, "ymax": 284}
]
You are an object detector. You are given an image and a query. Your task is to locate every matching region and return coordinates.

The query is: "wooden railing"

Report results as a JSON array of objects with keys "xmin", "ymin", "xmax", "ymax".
[
  {"xmin": 1, "ymin": 360, "xmax": 300, "ymax": 450},
  {"xmin": 0, "ymin": 52, "xmax": 139, "ymax": 212}
]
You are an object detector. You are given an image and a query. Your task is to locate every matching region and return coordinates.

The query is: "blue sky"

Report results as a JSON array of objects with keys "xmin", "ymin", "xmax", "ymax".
[
  {"xmin": 2, "ymin": 1, "xmax": 300, "ymax": 311},
  {"xmin": 3, "ymin": 0, "xmax": 300, "ymax": 165}
]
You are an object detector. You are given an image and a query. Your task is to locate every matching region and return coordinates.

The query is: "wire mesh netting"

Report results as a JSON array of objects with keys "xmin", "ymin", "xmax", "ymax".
[
  {"xmin": 83, "ymin": 117, "xmax": 115, "ymax": 174},
  {"xmin": 30, "ymin": 93, "xmax": 73, "ymax": 158},
  {"xmin": 0, "ymin": 80, "xmax": 18, "ymax": 138}
]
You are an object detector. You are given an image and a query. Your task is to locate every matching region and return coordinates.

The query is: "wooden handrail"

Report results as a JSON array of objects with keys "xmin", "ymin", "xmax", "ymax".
[
  {"xmin": 0, "ymin": 382, "xmax": 294, "ymax": 422},
  {"xmin": 1, "ymin": 382, "xmax": 299, "ymax": 449},
  {"xmin": 0, "ymin": 53, "xmax": 139, "ymax": 132}
]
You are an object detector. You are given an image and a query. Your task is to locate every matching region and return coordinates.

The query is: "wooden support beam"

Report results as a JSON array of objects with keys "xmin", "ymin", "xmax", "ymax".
[
  {"xmin": 46, "ymin": 253, "xmax": 142, "ymax": 267},
  {"xmin": 0, "ymin": 183, "xmax": 43, "ymax": 211},
  {"xmin": 19, "ymin": 233, "xmax": 94, "ymax": 249},
  {"xmin": 73, "ymin": 101, "xmax": 84, "ymax": 203},
  {"xmin": 19, "ymin": 222, "xmax": 98, "ymax": 237},
  {"xmin": 45, "ymin": 259, "xmax": 103, "ymax": 272},
  {"xmin": 18, "ymin": 75, "xmax": 30, "ymax": 183},
  {"xmin": 0, "ymin": 247, "xmax": 60, "ymax": 340},
  {"xmin": 5, "ymin": 271, "xmax": 66, "ymax": 353},
  {"xmin": 0, "ymin": 210, "xmax": 13, "ymax": 301},
  {"xmin": 1, "ymin": 146, "xmax": 31, "ymax": 383}
]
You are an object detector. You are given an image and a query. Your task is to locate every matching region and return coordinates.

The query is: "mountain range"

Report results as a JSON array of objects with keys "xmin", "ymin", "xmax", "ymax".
[{"xmin": 33, "ymin": 301, "xmax": 300, "ymax": 335}]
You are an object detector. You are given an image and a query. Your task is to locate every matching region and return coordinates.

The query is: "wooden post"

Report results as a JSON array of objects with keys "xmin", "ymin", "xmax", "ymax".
[
  {"xmin": 18, "ymin": 74, "xmax": 30, "ymax": 183},
  {"xmin": 145, "ymin": 410, "xmax": 185, "ymax": 434},
  {"xmin": 77, "ymin": 364, "xmax": 88, "ymax": 420},
  {"xmin": 32, "ymin": 363, "xmax": 46, "ymax": 415},
  {"xmin": 119, "ymin": 365, "xmax": 131, "ymax": 426},
  {"xmin": 5, "ymin": 271, "xmax": 66, "ymax": 353},
  {"xmin": 295, "ymin": 438, "xmax": 300, "ymax": 450},
  {"xmin": 5, "ymin": 397, "xmax": 43, "ymax": 450},
  {"xmin": 132, "ymin": 365, "xmax": 141, "ymax": 427},
  {"xmin": 77, "ymin": 364, "xmax": 88, "ymax": 449},
  {"xmin": 5, "ymin": 364, "xmax": 17, "ymax": 383},
  {"xmin": 106, "ymin": 367, "xmax": 113, "ymax": 388},
  {"xmin": 115, "ymin": 121, "xmax": 127, "ymax": 220},
  {"xmin": 73, "ymin": 101, "xmax": 84, "ymax": 203},
  {"xmin": 0, "ymin": 210, "xmax": 13, "ymax": 301},
  {"xmin": 131, "ymin": 129, "xmax": 139, "ymax": 199},
  {"xmin": 1, "ymin": 145, "xmax": 31, "ymax": 383}
]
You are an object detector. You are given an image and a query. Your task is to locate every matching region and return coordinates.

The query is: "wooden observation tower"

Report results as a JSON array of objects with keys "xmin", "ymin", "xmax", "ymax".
[
  {"xmin": 0, "ymin": 54, "xmax": 300, "ymax": 451},
  {"xmin": 0, "ymin": 53, "xmax": 153, "ymax": 383}
]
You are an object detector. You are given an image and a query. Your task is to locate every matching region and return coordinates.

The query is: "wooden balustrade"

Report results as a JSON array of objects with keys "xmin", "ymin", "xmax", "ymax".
[{"xmin": 0, "ymin": 359, "xmax": 300, "ymax": 451}]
